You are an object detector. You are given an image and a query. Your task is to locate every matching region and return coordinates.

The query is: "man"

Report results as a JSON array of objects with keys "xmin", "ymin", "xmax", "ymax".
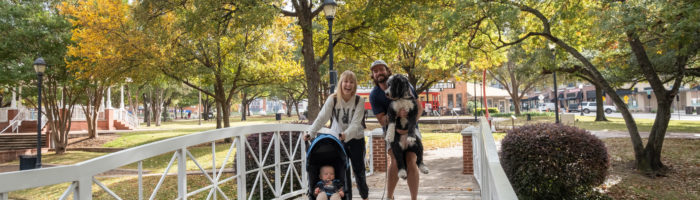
[{"xmin": 368, "ymin": 60, "xmax": 423, "ymax": 200}]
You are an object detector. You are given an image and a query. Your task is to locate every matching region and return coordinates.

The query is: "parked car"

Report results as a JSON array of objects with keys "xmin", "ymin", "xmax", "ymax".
[
  {"xmin": 580, "ymin": 102, "xmax": 616, "ymax": 114},
  {"xmin": 538, "ymin": 103, "xmax": 556, "ymax": 112},
  {"xmin": 568, "ymin": 103, "xmax": 580, "ymax": 112}
]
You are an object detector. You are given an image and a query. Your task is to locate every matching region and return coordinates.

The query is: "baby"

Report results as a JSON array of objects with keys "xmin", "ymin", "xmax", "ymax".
[{"xmin": 314, "ymin": 165, "xmax": 344, "ymax": 200}]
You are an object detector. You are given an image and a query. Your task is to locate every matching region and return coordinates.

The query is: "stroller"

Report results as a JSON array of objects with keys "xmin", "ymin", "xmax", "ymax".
[{"xmin": 306, "ymin": 134, "xmax": 352, "ymax": 200}]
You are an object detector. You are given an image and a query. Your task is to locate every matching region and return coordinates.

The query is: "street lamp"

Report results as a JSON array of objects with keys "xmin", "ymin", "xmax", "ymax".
[
  {"xmin": 323, "ymin": 0, "xmax": 337, "ymax": 93},
  {"xmin": 33, "ymin": 57, "xmax": 47, "ymax": 169},
  {"xmin": 548, "ymin": 43, "xmax": 559, "ymax": 124}
]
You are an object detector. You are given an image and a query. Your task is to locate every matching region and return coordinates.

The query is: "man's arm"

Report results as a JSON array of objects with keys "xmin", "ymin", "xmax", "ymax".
[
  {"xmin": 416, "ymin": 100, "xmax": 423, "ymax": 121},
  {"xmin": 375, "ymin": 112, "xmax": 388, "ymax": 127}
]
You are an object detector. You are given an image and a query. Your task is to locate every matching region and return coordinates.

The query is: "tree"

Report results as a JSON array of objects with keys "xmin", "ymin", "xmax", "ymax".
[
  {"xmin": 136, "ymin": 0, "xmax": 285, "ymax": 128},
  {"xmin": 469, "ymin": 0, "xmax": 699, "ymax": 175},
  {"xmin": 489, "ymin": 45, "xmax": 547, "ymax": 115},
  {"xmin": 1, "ymin": 0, "xmax": 77, "ymax": 153}
]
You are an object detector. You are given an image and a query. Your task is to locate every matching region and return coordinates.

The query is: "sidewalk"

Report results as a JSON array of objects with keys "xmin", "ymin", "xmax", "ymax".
[
  {"xmin": 356, "ymin": 146, "xmax": 481, "ymax": 200},
  {"xmin": 589, "ymin": 130, "xmax": 700, "ymax": 139}
]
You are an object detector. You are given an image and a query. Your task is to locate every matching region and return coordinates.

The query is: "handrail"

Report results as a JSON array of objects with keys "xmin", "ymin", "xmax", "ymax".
[
  {"xmin": 0, "ymin": 108, "xmax": 27, "ymax": 134},
  {"xmin": 465, "ymin": 118, "xmax": 518, "ymax": 200},
  {"xmin": 0, "ymin": 124, "xmax": 321, "ymax": 200}
]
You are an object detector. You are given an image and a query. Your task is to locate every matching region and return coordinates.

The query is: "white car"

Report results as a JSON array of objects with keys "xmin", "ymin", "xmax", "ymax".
[
  {"xmin": 538, "ymin": 103, "xmax": 556, "ymax": 112},
  {"xmin": 580, "ymin": 102, "xmax": 616, "ymax": 114}
]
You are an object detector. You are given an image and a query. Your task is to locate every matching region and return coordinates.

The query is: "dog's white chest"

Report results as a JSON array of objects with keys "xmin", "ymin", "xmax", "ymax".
[{"xmin": 392, "ymin": 99, "xmax": 414, "ymax": 127}]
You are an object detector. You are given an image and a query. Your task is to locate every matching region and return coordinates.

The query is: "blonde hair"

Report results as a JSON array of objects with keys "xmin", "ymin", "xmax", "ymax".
[{"xmin": 334, "ymin": 70, "xmax": 357, "ymax": 101}]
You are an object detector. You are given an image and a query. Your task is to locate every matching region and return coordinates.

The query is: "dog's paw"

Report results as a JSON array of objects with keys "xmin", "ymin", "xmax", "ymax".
[
  {"xmin": 398, "ymin": 169, "xmax": 408, "ymax": 180},
  {"xmin": 406, "ymin": 136, "xmax": 416, "ymax": 146},
  {"xmin": 418, "ymin": 163, "xmax": 429, "ymax": 174},
  {"xmin": 385, "ymin": 134, "xmax": 394, "ymax": 143}
]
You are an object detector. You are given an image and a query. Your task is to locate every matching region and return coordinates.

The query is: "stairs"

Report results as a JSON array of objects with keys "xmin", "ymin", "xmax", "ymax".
[
  {"xmin": 114, "ymin": 120, "xmax": 132, "ymax": 130},
  {"xmin": 0, "ymin": 134, "xmax": 48, "ymax": 151}
]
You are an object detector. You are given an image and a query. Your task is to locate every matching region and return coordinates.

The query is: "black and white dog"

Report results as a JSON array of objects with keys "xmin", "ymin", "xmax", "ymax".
[{"xmin": 385, "ymin": 74, "xmax": 429, "ymax": 179}]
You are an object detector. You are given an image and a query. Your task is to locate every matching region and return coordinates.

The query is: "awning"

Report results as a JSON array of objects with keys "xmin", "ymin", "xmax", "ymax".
[{"xmin": 616, "ymin": 89, "xmax": 633, "ymax": 96}]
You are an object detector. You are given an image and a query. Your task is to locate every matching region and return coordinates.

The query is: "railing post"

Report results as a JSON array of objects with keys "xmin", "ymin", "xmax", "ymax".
[
  {"xmin": 461, "ymin": 126, "xmax": 477, "ymax": 175},
  {"xmin": 274, "ymin": 131, "xmax": 281, "ymax": 197},
  {"xmin": 369, "ymin": 128, "xmax": 386, "ymax": 172},
  {"xmin": 366, "ymin": 131, "xmax": 374, "ymax": 175},
  {"xmin": 76, "ymin": 176, "xmax": 92, "ymax": 200},
  {"xmin": 301, "ymin": 132, "xmax": 307, "ymax": 191},
  {"xmin": 237, "ymin": 135, "xmax": 246, "ymax": 200},
  {"xmin": 138, "ymin": 161, "xmax": 143, "ymax": 200},
  {"xmin": 178, "ymin": 148, "xmax": 187, "ymax": 200}
]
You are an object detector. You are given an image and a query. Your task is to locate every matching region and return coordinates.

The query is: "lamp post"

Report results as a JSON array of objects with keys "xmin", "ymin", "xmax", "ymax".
[
  {"xmin": 33, "ymin": 57, "xmax": 47, "ymax": 168},
  {"xmin": 323, "ymin": 0, "xmax": 337, "ymax": 93},
  {"xmin": 549, "ymin": 43, "xmax": 559, "ymax": 123}
]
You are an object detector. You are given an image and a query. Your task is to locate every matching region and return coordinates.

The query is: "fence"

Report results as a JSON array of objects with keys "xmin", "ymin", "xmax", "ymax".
[
  {"xmin": 468, "ymin": 118, "xmax": 517, "ymax": 200},
  {"xmin": 0, "ymin": 124, "xmax": 325, "ymax": 200}
]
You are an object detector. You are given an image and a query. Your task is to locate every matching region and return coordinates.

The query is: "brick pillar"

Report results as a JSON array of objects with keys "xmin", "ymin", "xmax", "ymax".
[
  {"xmin": 370, "ymin": 128, "xmax": 387, "ymax": 172},
  {"xmin": 104, "ymin": 109, "xmax": 115, "ymax": 130},
  {"xmin": 462, "ymin": 126, "xmax": 476, "ymax": 174},
  {"xmin": 7, "ymin": 109, "xmax": 19, "ymax": 120}
]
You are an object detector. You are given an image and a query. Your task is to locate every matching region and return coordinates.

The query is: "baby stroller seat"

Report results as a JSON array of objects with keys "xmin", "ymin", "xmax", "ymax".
[{"xmin": 306, "ymin": 134, "xmax": 352, "ymax": 200}]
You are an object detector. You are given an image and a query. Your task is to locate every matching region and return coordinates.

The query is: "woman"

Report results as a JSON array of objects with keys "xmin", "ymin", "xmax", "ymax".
[{"xmin": 305, "ymin": 70, "xmax": 369, "ymax": 200}]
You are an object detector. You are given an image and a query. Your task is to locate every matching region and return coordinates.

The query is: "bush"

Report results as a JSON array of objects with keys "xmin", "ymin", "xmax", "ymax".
[
  {"xmin": 500, "ymin": 123, "xmax": 610, "ymax": 199},
  {"xmin": 475, "ymin": 107, "xmax": 499, "ymax": 116}
]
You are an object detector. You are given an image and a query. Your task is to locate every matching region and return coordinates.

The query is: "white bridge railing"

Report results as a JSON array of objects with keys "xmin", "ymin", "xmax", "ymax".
[
  {"xmin": 468, "ymin": 118, "xmax": 517, "ymax": 200},
  {"xmin": 0, "ymin": 124, "xmax": 319, "ymax": 200}
]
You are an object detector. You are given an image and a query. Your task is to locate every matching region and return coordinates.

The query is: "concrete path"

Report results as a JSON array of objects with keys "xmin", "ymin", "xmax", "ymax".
[
  {"xmin": 357, "ymin": 146, "xmax": 480, "ymax": 200},
  {"xmin": 299, "ymin": 146, "xmax": 481, "ymax": 200},
  {"xmin": 589, "ymin": 130, "xmax": 700, "ymax": 139}
]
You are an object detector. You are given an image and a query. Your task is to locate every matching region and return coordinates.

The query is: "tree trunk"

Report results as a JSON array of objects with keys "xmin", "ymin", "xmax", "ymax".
[
  {"xmin": 153, "ymin": 89, "xmax": 163, "ymax": 126},
  {"xmin": 215, "ymin": 101, "xmax": 222, "ymax": 129},
  {"xmin": 222, "ymin": 101, "xmax": 231, "ymax": 127},
  {"xmin": 300, "ymin": 17, "xmax": 321, "ymax": 122},
  {"xmin": 512, "ymin": 97, "xmax": 521, "ymax": 115},
  {"xmin": 143, "ymin": 92, "xmax": 150, "ymax": 127},
  {"xmin": 241, "ymin": 92, "xmax": 247, "ymax": 121},
  {"xmin": 641, "ymin": 98, "xmax": 672, "ymax": 173},
  {"xmin": 594, "ymin": 85, "xmax": 608, "ymax": 121},
  {"xmin": 286, "ymin": 96, "xmax": 293, "ymax": 117}
]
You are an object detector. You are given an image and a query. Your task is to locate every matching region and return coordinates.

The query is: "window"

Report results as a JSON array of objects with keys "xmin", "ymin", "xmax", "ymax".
[
  {"xmin": 456, "ymin": 93, "xmax": 463, "ymax": 108},
  {"xmin": 448, "ymin": 94, "xmax": 454, "ymax": 109}
]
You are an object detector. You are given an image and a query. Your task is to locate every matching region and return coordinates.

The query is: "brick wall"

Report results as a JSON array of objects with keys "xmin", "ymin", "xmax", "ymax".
[
  {"xmin": 371, "ymin": 135, "xmax": 387, "ymax": 172},
  {"xmin": 462, "ymin": 135, "xmax": 473, "ymax": 174}
]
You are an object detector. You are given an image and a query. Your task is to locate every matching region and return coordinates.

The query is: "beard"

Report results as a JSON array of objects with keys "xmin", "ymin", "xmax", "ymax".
[{"xmin": 374, "ymin": 74, "xmax": 388, "ymax": 83}]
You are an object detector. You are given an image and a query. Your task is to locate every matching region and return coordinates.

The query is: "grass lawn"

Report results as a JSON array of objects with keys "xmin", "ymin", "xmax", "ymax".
[
  {"xmin": 602, "ymin": 138, "xmax": 700, "ymax": 199},
  {"xmin": 494, "ymin": 115, "xmax": 700, "ymax": 133}
]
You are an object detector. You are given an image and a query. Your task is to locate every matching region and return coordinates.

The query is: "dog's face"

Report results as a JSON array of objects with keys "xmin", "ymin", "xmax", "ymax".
[{"xmin": 385, "ymin": 74, "xmax": 412, "ymax": 100}]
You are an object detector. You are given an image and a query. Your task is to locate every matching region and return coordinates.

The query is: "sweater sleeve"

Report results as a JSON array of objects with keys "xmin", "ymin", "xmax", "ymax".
[
  {"xmin": 343, "ymin": 96, "xmax": 366, "ymax": 142},
  {"xmin": 307, "ymin": 97, "xmax": 335, "ymax": 138}
]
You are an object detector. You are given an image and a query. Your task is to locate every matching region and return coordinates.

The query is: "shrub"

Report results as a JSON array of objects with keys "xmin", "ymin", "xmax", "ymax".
[
  {"xmin": 500, "ymin": 123, "xmax": 610, "ymax": 199},
  {"xmin": 475, "ymin": 107, "xmax": 500, "ymax": 116}
]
